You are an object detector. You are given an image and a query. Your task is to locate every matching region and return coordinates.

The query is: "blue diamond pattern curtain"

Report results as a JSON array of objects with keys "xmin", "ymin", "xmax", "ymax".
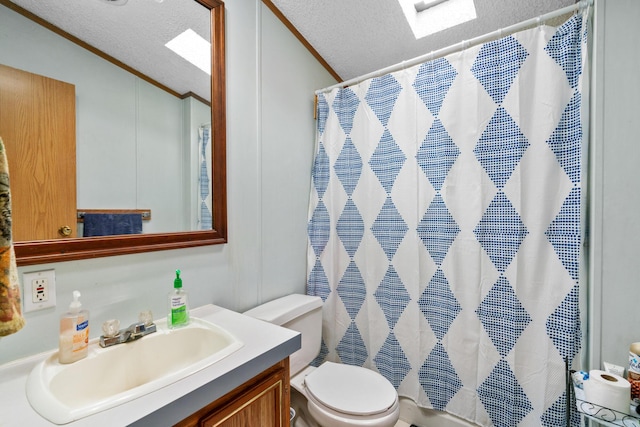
[
  {"xmin": 307, "ymin": 14, "xmax": 587, "ymax": 427},
  {"xmin": 198, "ymin": 124, "xmax": 212, "ymax": 230}
]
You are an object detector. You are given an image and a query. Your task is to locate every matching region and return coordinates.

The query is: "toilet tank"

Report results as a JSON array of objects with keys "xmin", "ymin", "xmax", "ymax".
[{"xmin": 244, "ymin": 294, "xmax": 323, "ymax": 376}]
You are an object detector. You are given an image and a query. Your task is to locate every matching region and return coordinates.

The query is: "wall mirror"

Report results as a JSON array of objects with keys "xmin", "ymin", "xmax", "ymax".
[{"xmin": 0, "ymin": 0, "xmax": 227, "ymax": 266}]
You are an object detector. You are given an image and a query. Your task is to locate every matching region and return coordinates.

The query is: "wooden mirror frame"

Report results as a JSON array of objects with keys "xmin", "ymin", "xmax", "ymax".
[{"xmin": 13, "ymin": 0, "xmax": 227, "ymax": 266}]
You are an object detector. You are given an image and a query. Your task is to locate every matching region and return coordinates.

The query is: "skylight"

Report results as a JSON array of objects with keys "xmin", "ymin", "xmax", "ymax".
[
  {"xmin": 165, "ymin": 29, "xmax": 211, "ymax": 75},
  {"xmin": 398, "ymin": 0, "xmax": 477, "ymax": 39}
]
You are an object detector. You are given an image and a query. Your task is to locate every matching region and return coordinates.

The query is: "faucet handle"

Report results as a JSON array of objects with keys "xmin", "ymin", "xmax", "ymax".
[
  {"xmin": 102, "ymin": 319, "xmax": 120, "ymax": 338},
  {"xmin": 138, "ymin": 310, "xmax": 154, "ymax": 326}
]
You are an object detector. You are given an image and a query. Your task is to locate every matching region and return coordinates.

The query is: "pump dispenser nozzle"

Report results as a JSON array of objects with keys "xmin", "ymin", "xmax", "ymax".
[
  {"xmin": 174, "ymin": 269, "xmax": 182, "ymax": 289},
  {"xmin": 69, "ymin": 290, "xmax": 82, "ymax": 313}
]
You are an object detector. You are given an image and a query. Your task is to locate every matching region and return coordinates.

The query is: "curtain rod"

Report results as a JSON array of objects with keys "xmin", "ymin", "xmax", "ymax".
[{"xmin": 315, "ymin": 0, "xmax": 592, "ymax": 95}]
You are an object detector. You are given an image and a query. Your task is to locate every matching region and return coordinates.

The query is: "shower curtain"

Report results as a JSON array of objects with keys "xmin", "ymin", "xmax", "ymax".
[
  {"xmin": 307, "ymin": 13, "xmax": 587, "ymax": 427},
  {"xmin": 198, "ymin": 125, "xmax": 212, "ymax": 230}
]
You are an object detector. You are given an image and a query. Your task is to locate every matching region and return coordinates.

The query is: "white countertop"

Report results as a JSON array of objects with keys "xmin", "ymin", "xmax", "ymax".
[{"xmin": 0, "ymin": 304, "xmax": 300, "ymax": 427}]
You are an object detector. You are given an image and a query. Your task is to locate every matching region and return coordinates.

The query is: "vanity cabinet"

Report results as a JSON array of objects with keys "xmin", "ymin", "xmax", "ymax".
[{"xmin": 175, "ymin": 358, "xmax": 291, "ymax": 427}]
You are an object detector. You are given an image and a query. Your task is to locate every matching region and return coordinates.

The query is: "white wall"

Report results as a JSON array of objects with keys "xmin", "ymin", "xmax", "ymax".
[
  {"xmin": 589, "ymin": 0, "xmax": 640, "ymax": 371},
  {"xmin": 259, "ymin": 3, "xmax": 326, "ymax": 303},
  {"xmin": 0, "ymin": 0, "xmax": 335, "ymax": 365}
]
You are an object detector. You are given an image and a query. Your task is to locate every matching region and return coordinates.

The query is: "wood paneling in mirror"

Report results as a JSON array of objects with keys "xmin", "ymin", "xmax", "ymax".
[
  {"xmin": 0, "ymin": 64, "xmax": 77, "ymax": 241},
  {"xmin": 12, "ymin": 0, "xmax": 227, "ymax": 266}
]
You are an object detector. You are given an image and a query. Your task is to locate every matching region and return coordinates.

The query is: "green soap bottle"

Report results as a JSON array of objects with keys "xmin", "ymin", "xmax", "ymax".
[{"xmin": 168, "ymin": 269, "xmax": 190, "ymax": 328}]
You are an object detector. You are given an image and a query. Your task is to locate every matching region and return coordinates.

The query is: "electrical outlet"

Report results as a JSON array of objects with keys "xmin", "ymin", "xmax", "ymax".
[
  {"xmin": 23, "ymin": 270, "xmax": 56, "ymax": 313},
  {"xmin": 32, "ymin": 278, "xmax": 48, "ymax": 302}
]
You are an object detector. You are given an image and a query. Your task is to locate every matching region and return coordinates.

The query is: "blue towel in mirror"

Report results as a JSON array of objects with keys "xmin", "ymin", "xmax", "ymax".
[{"xmin": 82, "ymin": 213, "xmax": 143, "ymax": 237}]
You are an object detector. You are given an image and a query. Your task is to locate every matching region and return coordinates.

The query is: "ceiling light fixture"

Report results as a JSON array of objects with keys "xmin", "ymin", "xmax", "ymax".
[
  {"xmin": 165, "ymin": 29, "xmax": 211, "ymax": 75},
  {"xmin": 414, "ymin": 0, "xmax": 449, "ymax": 13}
]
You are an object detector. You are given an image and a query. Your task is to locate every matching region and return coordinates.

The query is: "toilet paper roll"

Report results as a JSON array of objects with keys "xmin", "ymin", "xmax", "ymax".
[{"xmin": 583, "ymin": 369, "xmax": 631, "ymax": 415}]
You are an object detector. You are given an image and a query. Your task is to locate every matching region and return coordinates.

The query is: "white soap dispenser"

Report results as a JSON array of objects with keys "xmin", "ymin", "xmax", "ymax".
[{"xmin": 58, "ymin": 290, "xmax": 90, "ymax": 364}]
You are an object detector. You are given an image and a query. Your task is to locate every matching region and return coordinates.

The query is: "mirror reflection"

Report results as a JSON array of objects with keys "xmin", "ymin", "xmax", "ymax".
[
  {"xmin": 0, "ymin": 0, "xmax": 227, "ymax": 266},
  {"xmin": 0, "ymin": 0, "xmax": 212, "ymax": 241}
]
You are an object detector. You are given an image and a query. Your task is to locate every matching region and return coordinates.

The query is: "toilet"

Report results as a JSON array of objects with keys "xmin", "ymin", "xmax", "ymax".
[{"xmin": 244, "ymin": 294, "xmax": 400, "ymax": 427}]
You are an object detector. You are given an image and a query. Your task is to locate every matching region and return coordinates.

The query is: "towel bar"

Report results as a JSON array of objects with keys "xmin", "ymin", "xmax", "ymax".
[{"xmin": 76, "ymin": 209, "xmax": 151, "ymax": 222}]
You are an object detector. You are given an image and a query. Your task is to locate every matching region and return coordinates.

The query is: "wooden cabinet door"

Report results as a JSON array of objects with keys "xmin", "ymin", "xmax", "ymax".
[
  {"xmin": 175, "ymin": 359, "xmax": 290, "ymax": 427},
  {"xmin": 201, "ymin": 369, "xmax": 286, "ymax": 427},
  {"xmin": 0, "ymin": 64, "xmax": 77, "ymax": 241}
]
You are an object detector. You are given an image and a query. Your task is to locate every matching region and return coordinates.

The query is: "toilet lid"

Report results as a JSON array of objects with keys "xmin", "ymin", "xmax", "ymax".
[{"xmin": 304, "ymin": 362, "xmax": 397, "ymax": 416}]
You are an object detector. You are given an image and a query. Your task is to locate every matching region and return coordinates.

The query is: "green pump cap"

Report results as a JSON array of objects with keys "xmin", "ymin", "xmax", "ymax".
[{"xmin": 174, "ymin": 269, "xmax": 182, "ymax": 288}]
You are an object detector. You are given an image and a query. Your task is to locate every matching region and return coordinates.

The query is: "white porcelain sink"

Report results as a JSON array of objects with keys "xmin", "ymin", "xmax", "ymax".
[{"xmin": 26, "ymin": 317, "xmax": 243, "ymax": 424}]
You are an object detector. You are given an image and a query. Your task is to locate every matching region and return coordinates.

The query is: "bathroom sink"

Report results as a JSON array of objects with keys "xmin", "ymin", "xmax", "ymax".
[{"xmin": 26, "ymin": 317, "xmax": 243, "ymax": 424}]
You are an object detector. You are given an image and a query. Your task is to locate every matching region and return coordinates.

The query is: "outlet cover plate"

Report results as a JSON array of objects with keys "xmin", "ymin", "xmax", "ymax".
[{"xmin": 23, "ymin": 269, "xmax": 56, "ymax": 312}]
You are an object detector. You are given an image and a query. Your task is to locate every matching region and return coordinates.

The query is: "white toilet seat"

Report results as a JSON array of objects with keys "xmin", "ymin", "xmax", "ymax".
[
  {"xmin": 302, "ymin": 362, "xmax": 399, "ymax": 427},
  {"xmin": 305, "ymin": 362, "xmax": 397, "ymax": 415}
]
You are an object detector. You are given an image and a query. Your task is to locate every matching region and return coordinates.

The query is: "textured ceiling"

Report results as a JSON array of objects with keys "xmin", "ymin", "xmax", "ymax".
[
  {"xmin": 5, "ymin": 0, "xmax": 577, "ymax": 99},
  {"xmin": 6, "ymin": 0, "xmax": 211, "ymax": 101},
  {"xmin": 270, "ymin": 0, "xmax": 576, "ymax": 81}
]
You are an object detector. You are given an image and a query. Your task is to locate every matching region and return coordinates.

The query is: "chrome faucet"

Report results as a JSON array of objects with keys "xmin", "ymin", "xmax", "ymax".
[{"xmin": 99, "ymin": 311, "xmax": 157, "ymax": 348}]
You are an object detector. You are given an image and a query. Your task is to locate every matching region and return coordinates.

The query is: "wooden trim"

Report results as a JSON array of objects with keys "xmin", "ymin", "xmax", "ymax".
[
  {"xmin": 314, "ymin": 94, "xmax": 318, "ymax": 120},
  {"xmin": 282, "ymin": 357, "xmax": 291, "ymax": 426},
  {"xmin": 261, "ymin": 0, "xmax": 342, "ymax": 82},
  {"xmin": 180, "ymin": 91, "xmax": 211, "ymax": 107},
  {"xmin": 210, "ymin": 2, "xmax": 228, "ymax": 241},
  {"xmin": 195, "ymin": 0, "xmax": 224, "ymax": 7},
  {"xmin": 14, "ymin": 231, "xmax": 226, "ymax": 266}
]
